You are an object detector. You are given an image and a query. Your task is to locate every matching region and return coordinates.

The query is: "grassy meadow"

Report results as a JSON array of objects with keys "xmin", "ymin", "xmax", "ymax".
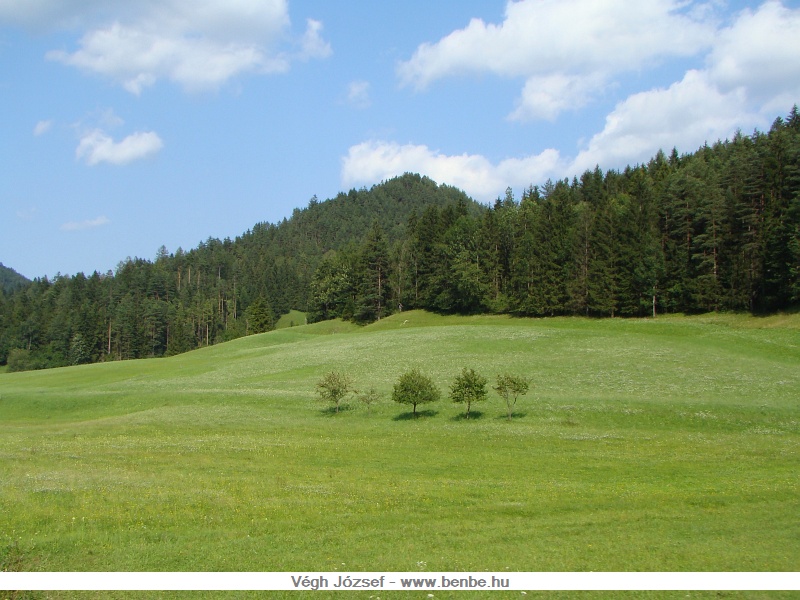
[{"xmin": 1, "ymin": 310, "xmax": 799, "ymax": 596}]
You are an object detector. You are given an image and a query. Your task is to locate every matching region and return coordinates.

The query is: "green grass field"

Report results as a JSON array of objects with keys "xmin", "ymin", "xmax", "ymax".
[
  {"xmin": 1, "ymin": 311, "xmax": 799, "ymax": 597},
  {"xmin": 275, "ymin": 310, "xmax": 308, "ymax": 330}
]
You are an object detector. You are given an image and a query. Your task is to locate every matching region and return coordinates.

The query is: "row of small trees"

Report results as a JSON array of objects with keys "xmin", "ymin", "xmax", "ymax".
[{"xmin": 315, "ymin": 368, "xmax": 530, "ymax": 421}]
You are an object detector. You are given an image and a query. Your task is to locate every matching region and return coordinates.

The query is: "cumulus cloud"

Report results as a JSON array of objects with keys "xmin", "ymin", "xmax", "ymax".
[
  {"xmin": 48, "ymin": 22, "xmax": 284, "ymax": 94},
  {"xmin": 298, "ymin": 18, "xmax": 332, "ymax": 61},
  {"xmin": 345, "ymin": 39, "xmax": 785, "ymax": 201},
  {"xmin": 76, "ymin": 129, "xmax": 163, "ymax": 166},
  {"xmin": 342, "ymin": 140, "xmax": 562, "ymax": 202},
  {"xmin": 568, "ymin": 2, "xmax": 800, "ymax": 173},
  {"xmin": 346, "ymin": 80, "xmax": 371, "ymax": 109},
  {"xmin": 569, "ymin": 70, "xmax": 760, "ymax": 175},
  {"xmin": 60, "ymin": 215, "xmax": 111, "ymax": 231},
  {"xmin": 706, "ymin": 1, "xmax": 800, "ymax": 114},
  {"xmin": 398, "ymin": 0, "xmax": 715, "ymax": 121},
  {"xmin": 29, "ymin": 0, "xmax": 329, "ymax": 93},
  {"xmin": 0, "ymin": 0, "xmax": 106, "ymax": 29},
  {"xmin": 386, "ymin": 0, "xmax": 800, "ymax": 190},
  {"xmin": 509, "ymin": 73, "xmax": 604, "ymax": 122},
  {"xmin": 33, "ymin": 120, "xmax": 53, "ymax": 136},
  {"xmin": 348, "ymin": 66, "xmax": 764, "ymax": 199}
]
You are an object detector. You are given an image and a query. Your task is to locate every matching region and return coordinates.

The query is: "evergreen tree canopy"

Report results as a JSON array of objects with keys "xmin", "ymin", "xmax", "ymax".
[{"xmin": 2, "ymin": 110, "xmax": 800, "ymax": 371}]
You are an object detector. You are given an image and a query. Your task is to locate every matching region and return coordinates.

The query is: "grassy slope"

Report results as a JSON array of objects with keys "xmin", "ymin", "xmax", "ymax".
[
  {"xmin": 0, "ymin": 311, "xmax": 798, "ymax": 585},
  {"xmin": 274, "ymin": 310, "xmax": 308, "ymax": 330}
]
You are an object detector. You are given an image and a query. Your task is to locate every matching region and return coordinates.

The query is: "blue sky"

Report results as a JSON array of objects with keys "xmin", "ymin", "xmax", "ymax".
[{"xmin": 2, "ymin": 0, "xmax": 799, "ymax": 280}]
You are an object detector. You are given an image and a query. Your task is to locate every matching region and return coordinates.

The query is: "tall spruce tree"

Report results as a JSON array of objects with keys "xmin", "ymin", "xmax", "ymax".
[
  {"xmin": 354, "ymin": 221, "xmax": 392, "ymax": 322},
  {"xmin": 246, "ymin": 296, "xmax": 274, "ymax": 334}
]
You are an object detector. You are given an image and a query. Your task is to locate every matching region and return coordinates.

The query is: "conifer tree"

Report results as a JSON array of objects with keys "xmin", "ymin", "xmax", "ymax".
[
  {"xmin": 246, "ymin": 296, "xmax": 274, "ymax": 334},
  {"xmin": 354, "ymin": 221, "xmax": 392, "ymax": 322}
]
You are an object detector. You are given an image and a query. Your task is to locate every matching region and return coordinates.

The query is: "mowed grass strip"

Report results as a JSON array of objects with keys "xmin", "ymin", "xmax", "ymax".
[{"xmin": 0, "ymin": 311, "xmax": 798, "ymax": 578}]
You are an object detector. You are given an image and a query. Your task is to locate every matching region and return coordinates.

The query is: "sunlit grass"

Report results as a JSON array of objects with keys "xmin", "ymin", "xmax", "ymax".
[
  {"xmin": 1, "ymin": 311, "xmax": 799, "ymax": 594},
  {"xmin": 274, "ymin": 310, "xmax": 308, "ymax": 330}
]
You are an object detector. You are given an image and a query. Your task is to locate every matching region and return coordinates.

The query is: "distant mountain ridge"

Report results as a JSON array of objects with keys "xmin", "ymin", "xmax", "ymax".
[{"xmin": 0, "ymin": 263, "xmax": 29, "ymax": 293}]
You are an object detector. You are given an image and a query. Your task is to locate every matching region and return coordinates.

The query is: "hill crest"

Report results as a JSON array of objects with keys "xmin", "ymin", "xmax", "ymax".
[{"xmin": 0, "ymin": 263, "xmax": 29, "ymax": 293}]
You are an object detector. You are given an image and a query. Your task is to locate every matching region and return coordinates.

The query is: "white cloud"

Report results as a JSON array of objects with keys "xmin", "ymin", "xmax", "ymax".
[
  {"xmin": 298, "ymin": 18, "xmax": 331, "ymax": 61},
  {"xmin": 346, "ymin": 80, "xmax": 371, "ymax": 109},
  {"xmin": 707, "ymin": 1, "xmax": 800, "ymax": 114},
  {"xmin": 509, "ymin": 73, "xmax": 603, "ymax": 122},
  {"xmin": 0, "ymin": 0, "xmax": 104, "ymax": 29},
  {"xmin": 0, "ymin": 0, "xmax": 289, "ymax": 37},
  {"xmin": 343, "ymin": 64, "xmax": 773, "ymax": 200},
  {"xmin": 60, "ymin": 215, "xmax": 111, "ymax": 231},
  {"xmin": 34, "ymin": 0, "xmax": 329, "ymax": 93},
  {"xmin": 96, "ymin": 107, "xmax": 124, "ymax": 129},
  {"xmin": 354, "ymin": 69, "xmax": 763, "ymax": 199},
  {"xmin": 567, "ymin": 2, "xmax": 800, "ymax": 174},
  {"xmin": 387, "ymin": 1, "xmax": 800, "ymax": 191},
  {"xmin": 398, "ymin": 0, "xmax": 715, "ymax": 121},
  {"xmin": 76, "ymin": 129, "xmax": 163, "ymax": 166},
  {"xmin": 569, "ymin": 70, "xmax": 761, "ymax": 175},
  {"xmin": 342, "ymin": 140, "xmax": 562, "ymax": 202},
  {"xmin": 33, "ymin": 120, "xmax": 53, "ymax": 136},
  {"xmin": 48, "ymin": 22, "xmax": 284, "ymax": 95}
]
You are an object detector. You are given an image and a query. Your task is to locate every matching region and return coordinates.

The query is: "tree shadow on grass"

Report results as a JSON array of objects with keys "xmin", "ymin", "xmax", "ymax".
[
  {"xmin": 495, "ymin": 411, "xmax": 528, "ymax": 421},
  {"xmin": 450, "ymin": 410, "xmax": 486, "ymax": 422},
  {"xmin": 393, "ymin": 409, "xmax": 439, "ymax": 421},
  {"xmin": 318, "ymin": 404, "xmax": 356, "ymax": 416}
]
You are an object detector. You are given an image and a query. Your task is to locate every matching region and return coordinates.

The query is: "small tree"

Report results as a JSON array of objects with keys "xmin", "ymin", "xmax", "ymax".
[
  {"xmin": 316, "ymin": 371, "xmax": 352, "ymax": 414},
  {"xmin": 450, "ymin": 368, "xmax": 488, "ymax": 419},
  {"xmin": 494, "ymin": 373, "xmax": 530, "ymax": 421},
  {"xmin": 392, "ymin": 368, "xmax": 440, "ymax": 417},
  {"xmin": 357, "ymin": 387, "xmax": 381, "ymax": 416}
]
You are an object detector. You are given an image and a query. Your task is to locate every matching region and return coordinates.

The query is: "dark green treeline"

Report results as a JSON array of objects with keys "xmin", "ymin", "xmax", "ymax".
[
  {"xmin": 0, "ymin": 175, "xmax": 476, "ymax": 370},
  {"xmin": 2, "ymin": 109, "xmax": 799, "ymax": 371},
  {"xmin": 310, "ymin": 109, "xmax": 800, "ymax": 322}
]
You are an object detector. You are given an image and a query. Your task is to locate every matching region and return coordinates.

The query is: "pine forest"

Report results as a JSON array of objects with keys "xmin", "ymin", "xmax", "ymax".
[{"xmin": 2, "ymin": 108, "xmax": 799, "ymax": 372}]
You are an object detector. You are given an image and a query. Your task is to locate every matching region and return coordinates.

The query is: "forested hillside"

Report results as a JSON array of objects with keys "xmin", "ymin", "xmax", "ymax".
[
  {"xmin": 2, "ymin": 109, "xmax": 799, "ymax": 371},
  {"xmin": 0, "ymin": 263, "xmax": 29, "ymax": 294},
  {"xmin": 0, "ymin": 174, "xmax": 478, "ymax": 370}
]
